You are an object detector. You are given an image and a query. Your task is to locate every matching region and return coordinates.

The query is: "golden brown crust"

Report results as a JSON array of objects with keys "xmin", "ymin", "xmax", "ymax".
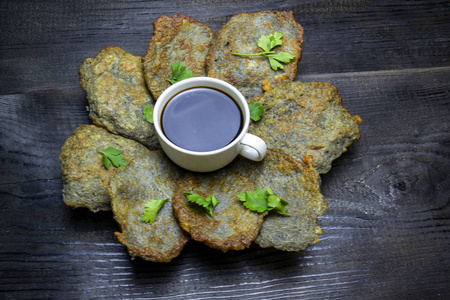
[
  {"xmin": 108, "ymin": 149, "xmax": 190, "ymax": 263},
  {"xmin": 78, "ymin": 47, "xmax": 159, "ymax": 149},
  {"xmin": 114, "ymin": 227, "xmax": 190, "ymax": 263},
  {"xmin": 248, "ymin": 81, "xmax": 362, "ymax": 173},
  {"xmin": 59, "ymin": 124, "xmax": 148, "ymax": 212},
  {"xmin": 172, "ymin": 172, "xmax": 265, "ymax": 252},
  {"xmin": 256, "ymin": 149, "xmax": 326, "ymax": 251},
  {"xmin": 221, "ymin": 149, "xmax": 326, "ymax": 251},
  {"xmin": 206, "ymin": 10, "xmax": 304, "ymax": 99},
  {"xmin": 143, "ymin": 14, "xmax": 213, "ymax": 99}
]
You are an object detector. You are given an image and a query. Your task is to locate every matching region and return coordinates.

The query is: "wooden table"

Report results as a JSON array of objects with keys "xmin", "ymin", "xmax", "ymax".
[{"xmin": 1, "ymin": 0, "xmax": 449, "ymax": 299}]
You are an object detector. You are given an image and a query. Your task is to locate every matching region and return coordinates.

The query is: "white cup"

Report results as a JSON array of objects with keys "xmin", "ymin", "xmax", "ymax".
[{"xmin": 153, "ymin": 77, "xmax": 267, "ymax": 172}]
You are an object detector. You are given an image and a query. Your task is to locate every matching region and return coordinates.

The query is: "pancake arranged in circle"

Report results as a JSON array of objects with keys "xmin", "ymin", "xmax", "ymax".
[
  {"xmin": 143, "ymin": 14, "xmax": 213, "ymax": 99},
  {"xmin": 59, "ymin": 10, "xmax": 362, "ymax": 261},
  {"xmin": 225, "ymin": 149, "xmax": 327, "ymax": 251},
  {"xmin": 79, "ymin": 46, "xmax": 159, "ymax": 149},
  {"xmin": 206, "ymin": 10, "xmax": 304, "ymax": 99},
  {"xmin": 107, "ymin": 149, "xmax": 189, "ymax": 263},
  {"xmin": 59, "ymin": 124, "xmax": 150, "ymax": 212},
  {"xmin": 172, "ymin": 172, "xmax": 265, "ymax": 252},
  {"xmin": 248, "ymin": 81, "xmax": 362, "ymax": 174}
]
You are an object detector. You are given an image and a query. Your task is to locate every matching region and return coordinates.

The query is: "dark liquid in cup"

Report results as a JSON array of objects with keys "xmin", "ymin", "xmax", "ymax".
[{"xmin": 161, "ymin": 87, "xmax": 243, "ymax": 152}]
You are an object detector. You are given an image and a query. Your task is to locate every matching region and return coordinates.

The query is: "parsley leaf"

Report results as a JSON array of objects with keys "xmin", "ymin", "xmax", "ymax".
[
  {"xmin": 257, "ymin": 32, "xmax": 283, "ymax": 52},
  {"xmin": 237, "ymin": 187, "xmax": 291, "ymax": 216},
  {"xmin": 142, "ymin": 105, "xmax": 154, "ymax": 124},
  {"xmin": 266, "ymin": 52, "xmax": 295, "ymax": 71},
  {"xmin": 232, "ymin": 32, "xmax": 295, "ymax": 71},
  {"xmin": 97, "ymin": 147, "xmax": 128, "ymax": 170},
  {"xmin": 249, "ymin": 102, "xmax": 264, "ymax": 121},
  {"xmin": 141, "ymin": 199, "xmax": 169, "ymax": 223},
  {"xmin": 184, "ymin": 192, "xmax": 219, "ymax": 217},
  {"xmin": 266, "ymin": 187, "xmax": 292, "ymax": 216},
  {"xmin": 237, "ymin": 188, "xmax": 268, "ymax": 213},
  {"xmin": 166, "ymin": 62, "xmax": 195, "ymax": 84}
]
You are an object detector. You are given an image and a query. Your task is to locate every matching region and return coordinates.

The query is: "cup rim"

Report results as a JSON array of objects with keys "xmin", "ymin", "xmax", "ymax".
[{"xmin": 153, "ymin": 77, "xmax": 250, "ymax": 156}]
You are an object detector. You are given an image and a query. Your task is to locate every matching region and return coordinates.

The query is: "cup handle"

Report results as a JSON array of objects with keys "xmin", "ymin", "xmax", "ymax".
[{"xmin": 239, "ymin": 133, "xmax": 267, "ymax": 161}]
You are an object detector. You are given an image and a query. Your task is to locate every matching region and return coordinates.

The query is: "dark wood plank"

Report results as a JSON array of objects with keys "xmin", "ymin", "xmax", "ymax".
[
  {"xmin": 1, "ymin": 0, "xmax": 449, "ymax": 94},
  {"xmin": 1, "ymin": 0, "xmax": 449, "ymax": 299},
  {"xmin": 1, "ymin": 67, "xmax": 449, "ymax": 299}
]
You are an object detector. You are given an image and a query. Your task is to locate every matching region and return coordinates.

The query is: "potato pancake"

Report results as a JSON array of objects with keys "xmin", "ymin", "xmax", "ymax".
[
  {"xmin": 206, "ymin": 10, "xmax": 304, "ymax": 99},
  {"xmin": 79, "ymin": 46, "xmax": 159, "ymax": 149},
  {"xmin": 226, "ymin": 149, "xmax": 327, "ymax": 251},
  {"xmin": 108, "ymin": 149, "xmax": 189, "ymax": 262},
  {"xmin": 59, "ymin": 124, "xmax": 150, "ymax": 212},
  {"xmin": 249, "ymin": 81, "xmax": 362, "ymax": 174},
  {"xmin": 172, "ymin": 172, "xmax": 265, "ymax": 252},
  {"xmin": 143, "ymin": 14, "xmax": 213, "ymax": 99}
]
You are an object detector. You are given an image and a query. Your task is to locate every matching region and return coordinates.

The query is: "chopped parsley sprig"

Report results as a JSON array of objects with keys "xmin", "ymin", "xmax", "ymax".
[
  {"xmin": 97, "ymin": 147, "xmax": 128, "ymax": 170},
  {"xmin": 184, "ymin": 192, "xmax": 219, "ymax": 217},
  {"xmin": 249, "ymin": 102, "xmax": 264, "ymax": 121},
  {"xmin": 142, "ymin": 105, "xmax": 154, "ymax": 124},
  {"xmin": 237, "ymin": 187, "xmax": 291, "ymax": 216},
  {"xmin": 232, "ymin": 32, "xmax": 295, "ymax": 71},
  {"xmin": 141, "ymin": 199, "xmax": 169, "ymax": 224},
  {"xmin": 166, "ymin": 62, "xmax": 195, "ymax": 84}
]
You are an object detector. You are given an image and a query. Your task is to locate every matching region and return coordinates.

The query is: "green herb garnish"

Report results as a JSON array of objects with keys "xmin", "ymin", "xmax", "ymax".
[
  {"xmin": 141, "ymin": 199, "xmax": 169, "ymax": 223},
  {"xmin": 265, "ymin": 187, "xmax": 291, "ymax": 216},
  {"xmin": 249, "ymin": 101, "xmax": 264, "ymax": 121},
  {"xmin": 142, "ymin": 105, "xmax": 154, "ymax": 124},
  {"xmin": 184, "ymin": 192, "xmax": 219, "ymax": 217},
  {"xmin": 237, "ymin": 188, "xmax": 268, "ymax": 213},
  {"xmin": 166, "ymin": 62, "xmax": 195, "ymax": 84},
  {"xmin": 97, "ymin": 147, "xmax": 128, "ymax": 170},
  {"xmin": 232, "ymin": 32, "xmax": 295, "ymax": 71},
  {"xmin": 237, "ymin": 187, "xmax": 291, "ymax": 216}
]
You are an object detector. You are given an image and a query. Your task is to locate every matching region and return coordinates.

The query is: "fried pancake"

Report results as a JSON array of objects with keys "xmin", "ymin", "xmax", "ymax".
[
  {"xmin": 143, "ymin": 14, "xmax": 213, "ymax": 99},
  {"xmin": 172, "ymin": 149, "xmax": 325, "ymax": 252},
  {"xmin": 226, "ymin": 149, "xmax": 327, "ymax": 251},
  {"xmin": 107, "ymin": 149, "xmax": 189, "ymax": 263},
  {"xmin": 206, "ymin": 10, "xmax": 304, "ymax": 99},
  {"xmin": 79, "ymin": 46, "xmax": 159, "ymax": 149},
  {"xmin": 249, "ymin": 81, "xmax": 362, "ymax": 174},
  {"xmin": 172, "ymin": 172, "xmax": 265, "ymax": 252},
  {"xmin": 59, "ymin": 124, "xmax": 150, "ymax": 212}
]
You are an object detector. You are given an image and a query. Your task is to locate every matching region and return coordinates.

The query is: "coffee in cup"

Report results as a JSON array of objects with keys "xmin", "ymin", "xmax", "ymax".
[{"xmin": 153, "ymin": 77, "xmax": 266, "ymax": 172}]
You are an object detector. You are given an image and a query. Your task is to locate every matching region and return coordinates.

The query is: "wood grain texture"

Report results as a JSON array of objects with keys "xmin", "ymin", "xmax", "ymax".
[{"xmin": 1, "ymin": 0, "xmax": 449, "ymax": 299}]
